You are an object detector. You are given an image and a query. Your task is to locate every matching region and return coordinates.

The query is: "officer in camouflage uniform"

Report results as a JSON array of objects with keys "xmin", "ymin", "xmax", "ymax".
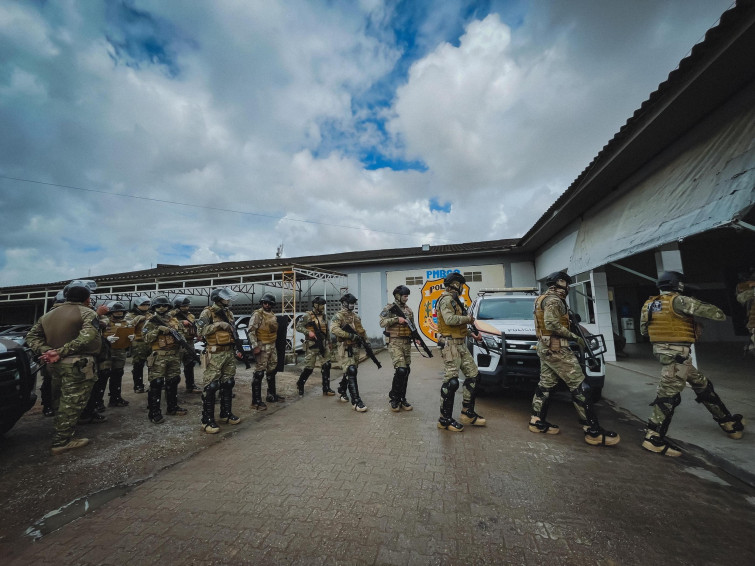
[
  {"xmin": 27, "ymin": 280, "xmax": 101, "ymax": 455},
  {"xmin": 331, "ymin": 293, "xmax": 368, "ymax": 412},
  {"xmin": 530, "ymin": 271, "xmax": 619, "ymax": 446},
  {"xmin": 296, "ymin": 297, "xmax": 335, "ymax": 396},
  {"xmin": 249, "ymin": 293, "xmax": 283, "ymax": 410},
  {"xmin": 142, "ymin": 296, "xmax": 188, "ymax": 424},
  {"xmin": 197, "ymin": 288, "xmax": 241, "ymax": 433},
  {"xmin": 126, "ymin": 296, "xmax": 152, "ymax": 393},
  {"xmin": 379, "ymin": 285, "xmax": 415, "ymax": 412},
  {"xmin": 735, "ymin": 267, "xmax": 755, "ymax": 357},
  {"xmin": 170, "ymin": 295, "xmax": 202, "ymax": 394},
  {"xmin": 640, "ymin": 271, "xmax": 745, "ymax": 457},
  {"xmin": 101, "ymin": 301, "xmax": 131, "ymax": 408}
]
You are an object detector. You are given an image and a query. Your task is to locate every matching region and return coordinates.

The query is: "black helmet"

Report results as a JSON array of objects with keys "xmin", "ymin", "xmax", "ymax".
[
  {"xmin": 544, "ymin": 271, "xmax": 572, "ymax": 289},
  {"xmin": 312, "ymin": 296, "xmax": 327, "ymax": 306},
  {"xmin": 393, "ymin": 285, "xmax": 410, "ymax": 298},
  {"xmin": 150, "ymin": 295, "xmax": 171, "ymax": 310},
  {"xmin": 443, "ymin": 272, "xmax": 466, "ymax": 291},
  {"xmin": 108, "ymin": 301, "xmax": 128, "ymax": 313},
  {"xmin": 340, "ymin": 293, "xmax": 358, "ymax": 305},
  {"xmin": 54, "ymin": 290, "xmax": 66, "ymax": 304},
  {"xmin": 210, "ymin": 288, "xmax": 235, "ymax": 303},
  {"xmin": 133, "ymin": 295, "xmax": 151, "ymax": 307},
  {"xmin": 260, "ymin": 293, "xmax": 276, "ymax": 305},
  {"xmin": 63, "ymin": 279, "xmax": 96, "ymax": 302},
  {"xmin": 172, "ymin": 295, "xmax": 191, "ymax": 308},
  {"xmin": 657, "ymin": 271, "xmax": 684, "ymax": 292}
]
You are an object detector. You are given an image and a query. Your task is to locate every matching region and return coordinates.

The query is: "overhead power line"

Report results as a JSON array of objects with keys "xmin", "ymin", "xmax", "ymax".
[{"xmin": 0, "ymin": 174, "xmax": 449, "ymax": 241}]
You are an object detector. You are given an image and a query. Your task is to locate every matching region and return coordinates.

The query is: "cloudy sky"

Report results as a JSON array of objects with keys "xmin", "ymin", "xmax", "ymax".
[{"xmin": 0, "ymin": 0, "xmax": 734, "ymax": 287}]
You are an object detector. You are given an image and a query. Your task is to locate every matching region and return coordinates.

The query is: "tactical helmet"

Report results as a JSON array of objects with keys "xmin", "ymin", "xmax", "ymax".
[
  {"xmin": 210, "ymin": 288, "xmax": 236, "ymax": 303},
  {"xmin": 150, "ymin": 295, "xmax": 171, "ymax": 310},
  {"xmin": 108, "ymin": 301, "xmax": 128, "ymax": 313},
  {"xmin": 63, "ymin": 279, "xmax": 97, "ymax": 302},
  {"xmin": 544, "ymin": 271, "xmax": 572, "ymax": 289},
  {"xmin": 312, "ymin": 296, "xmax": 327, "ymax": 306},
  {"xmin": 260, "ymin": 293, "xmax": 276, "ymax": 305},
  {"xmin": 172, "ymin": 295, "xmax": 191, "ymax": 308},
  {"xmin": 340, "ymin": 293, "xmax": 358, "ymax": 305},
  {"xmin": 133, "ymin": 295, "xmax": 151, "ymax": 308},
  {"xmin": 54, "ymin": 290, "xmax": 66, "ymax": 304},
  {"xmin": 393, "ymin": 285, "xmax": 411, "ymax": 299},
  {"xmin": 443, "ymin": 272, "xmax": 466, "ymax": 291},
  {"xmin": 656, "ymin": 271, "xmax": 684, "ymax": 292}
]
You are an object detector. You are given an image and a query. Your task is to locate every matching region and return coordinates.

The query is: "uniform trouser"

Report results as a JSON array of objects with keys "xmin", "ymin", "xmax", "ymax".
[
  {"xmin": 40, "ymin": 365, "xmax": 53, "ymax": 409},
  {"xmin": 439, "ymin": 339, "xmax": 478, "ymax": 404},
  {"xmin": 532, "ymin": 343, "xmax": 588, "ymax": 422},
  {"xmin": 51, "ymin": 358, "xmax": 97, "ymax": 447},
  {"xmin": 300, "ymin": 344, "xmax": 332, "ymax": 389},
  {"xmin": 648, "ymin": 343, "xmax": 729, "ymax": 430},
  {"xmin": 131, "ymin": 340, "xmax": 151, "ymax": 387},
  {"xmin": 109, "ymin": 349, "xmax": 128, "ymax": 400},
  {"xmin": 388, "ymin": 339, "xmax": 412, "ymax": 399},
  {"xmin": 202, "ymin": 349, "xmax": 237, "ymax": 386}
]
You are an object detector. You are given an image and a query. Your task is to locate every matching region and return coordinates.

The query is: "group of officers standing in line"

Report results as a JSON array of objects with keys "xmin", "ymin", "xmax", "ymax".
[{"xmin": 25, "ymin": 266, "xmax": 751, "ymax": 457}]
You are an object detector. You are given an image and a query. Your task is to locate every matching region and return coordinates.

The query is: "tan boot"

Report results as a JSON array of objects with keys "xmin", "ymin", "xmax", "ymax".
[
  {"xmin": 529, "ymin": 418, "xmax": 560, "ymax": 434},
  {"xmin": 459, "ymin": 408, "xmax": 486, "ymax": 426},
  {"xmin": 717, "ymin": 415, "xmax": 745, "ymax": 439},
  {"xmin": 641, "ymin": 431, "xmax": 681, "ymax": 457},
  {"xmin": 583, "ymin": 425, "xmax": 620, "ymax": 446},
  {"xmin": 51, "ymin": 437, "xmax": 90, "ymax": 455}
]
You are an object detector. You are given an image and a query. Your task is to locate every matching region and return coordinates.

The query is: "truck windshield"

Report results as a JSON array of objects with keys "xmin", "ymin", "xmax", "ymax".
[{"xmin": 477, "ymin": 297, "xmax": 534, "ymax": 320}]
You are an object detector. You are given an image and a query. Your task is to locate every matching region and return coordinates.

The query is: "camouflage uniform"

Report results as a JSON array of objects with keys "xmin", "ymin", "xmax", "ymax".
[
  {"xmin": 101, "ymin": 313, "xmax": 132, "ymax": 407},
  {"xmin": 170, "ymin": 307, "xmax": 200, "ymax": 393},
  {"xmin": 379, "ymin": 301, "xmax": 415, "ymax": 411},
  {"xmin": 26, "ymin": 301, "xmax": 102, "ymax": 451},
  {"xmin": 126, "ymin": 309, "xmax": 152, "ymax": 393},
  {"xmin": 640, "ymin": 290, "xmax": 744, "ymax": 454},
  {"xmin": 436, "ymin": 290, "xmax": 484, "ymax": 429},
  {"xmin": 197, "ymin": 302, "xmax": 241, "ymax": 431},
  {"xmin": 248, "ymin": 306, "xmax": 281, "ymax": 408},
  {"xmin": 143, "ymin": 310, "xmax": 187, "ymax": 422},
  {"xmin": 735, "ymin": 279, "xmax": 755, "ymax": 356},
  {"xmin": 331, "ymin": 305, "xmax": 368, "ymax": 410},
  {"xmin": 295, "ymin": 309, "xmax": 334, "ymax": 395}
]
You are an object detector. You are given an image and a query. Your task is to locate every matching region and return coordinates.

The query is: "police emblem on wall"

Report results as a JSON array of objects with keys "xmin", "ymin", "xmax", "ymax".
[{"xmin": 417, "ymin": 278, "xmax": 471, "ymax": 344}]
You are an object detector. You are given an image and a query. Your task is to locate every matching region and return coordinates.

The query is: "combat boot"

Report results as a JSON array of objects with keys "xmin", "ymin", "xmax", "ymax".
[
  {"xmin": 78, "ymin": 412, "xmax": 107, "ymax": 425},
  {"xmin": 641, "ymin": 431, "xmax": 682, "ymax": 457},
  {"xmin": 108, "ymin": 369, "xmax": 130, "ymax": 407},
  {"xmin": 321, "ymin": 363, "xmax": 335, "ymax": 396},
  {"xmin": 337, "ymin": 376, "xmax": 349, "ymax": 402},
  {"xmin": 347, "ymin": 376, "xmax": 367, "ymax": 412},
  {"xmin": 297, "ymin": 368, "xmax": 313, "ymax": 396},
  {"xmin": 715, "ymin": 414, "xmax": 745, "ymax": 439},
  {"xmin": 528, "ymin": 417, "xmax": 560, "ymax": 434},
  {"xmin": 184, "ymin": 362, "xmax": 202, "ymax": 394},
  {"xmin": 218, "ymin": 382, "xmax": 241, "ymax": 425},
  {"xmin": 165, "ymin": 377, "xmax": 188, "ymax": 416},
  {"xmin": 398, "ymin": 368, "xmax": 413, "ymax": 411},
  {"xmin": 582, "ymin": 424, "xmax": 620, "ymax": 446},
  {"xmin": 201, "ymin": 382, "xmax": 220, "ymax": 434},
  {"xmin": 251, "ymin": 372, "xmax": 267, "ymax": 410},
  {"xmin": 438, "ymin": 378, "xmax": 463, "ymax": 432},
  {"xmin": 459, "ymin": 401, "xmax": 486, "ymax": 426},
  {"xmin": 265, "ymin": 371, "xmax": 285, "ymax": 403},
  {"xmin": 51, "ymin": 437, "xmax": 90, "ymax": 455},
  {"xmin": 148, "ymin": 380, "xmax": 165, "ymax": 424},
  {"xmin": 389, "ymin": 398, "xmax": 401, "ymax": 412},
  {"xmin": 389, "ymin": 369, "xmax": 403, "ymax": 412}
]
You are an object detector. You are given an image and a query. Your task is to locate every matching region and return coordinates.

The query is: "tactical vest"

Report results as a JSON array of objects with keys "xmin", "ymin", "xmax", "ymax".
[
  {"xmin": 335, "ymin": 310, "xmax": 364, "ymax": 343},
  {"xmin": 205, "ymin": 307, "xmax": 234, "ymax": 346},
  {"xmin": 436, "ymin": 294, "xmax": 468, "ymax": 339},
  {"xmin": 254, "ymin": 309, "xmax": 278, "ymax": 343},
  {"xmin": 534, "ymin": 293, "xmax": 570, "ymax": 338},
  {"xmin": 104, "ymin": 318, "xmax": 133, "ymax": 350},
  {"xmin": 132, "ymin": 313, "xmax": 151, "ymax": 340},
  {"xmin": 40, "ymin": 303, "xmax": 101, "ymax": 355},
  {"xmin": 644, "ymin": 293, "xmax": 696, "ymax": 343},
  {"xmin": 301, "ymin": 312, "xmax": 328, "ymax": 341},
  {"xmin": 386, "ymin": 303, "xmax": 413, "ymax": 338},
  {"xmin": 150, "ymin": 317, "xmax": 181, "ymax": 351}
]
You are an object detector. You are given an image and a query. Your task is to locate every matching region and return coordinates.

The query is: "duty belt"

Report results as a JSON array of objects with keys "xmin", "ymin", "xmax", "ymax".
[
  {"xmin": 440, "ymin": 336, "xmax": 465, "ymax": 344},
  {"xmin": 208, "ymin": 345, "xmax": 233, "ymax": 352}
]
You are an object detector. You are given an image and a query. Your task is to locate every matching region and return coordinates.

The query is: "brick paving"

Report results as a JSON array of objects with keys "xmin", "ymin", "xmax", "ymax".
[{"xmin": 8, "ymin": 350, "xmax": 755, "ymax": 565}]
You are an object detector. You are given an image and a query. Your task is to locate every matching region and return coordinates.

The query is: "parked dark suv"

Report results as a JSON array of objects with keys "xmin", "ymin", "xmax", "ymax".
[{"xmin": 0, "ymin": 338, "xmax": 39, "ymax": 435}]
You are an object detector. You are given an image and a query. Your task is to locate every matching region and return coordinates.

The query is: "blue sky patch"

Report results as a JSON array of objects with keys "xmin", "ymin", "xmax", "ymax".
[{"xmin": 429, "ymin": 198, "xmax": 451, "ymax": 213}]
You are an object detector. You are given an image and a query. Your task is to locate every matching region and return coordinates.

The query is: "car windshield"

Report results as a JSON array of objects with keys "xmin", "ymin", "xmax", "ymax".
[{"xmin": 477, "ymin": 297, "xmax": 534, "ymax": 320}]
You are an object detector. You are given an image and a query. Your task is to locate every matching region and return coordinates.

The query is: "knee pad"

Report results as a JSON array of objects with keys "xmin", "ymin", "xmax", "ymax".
[
  {"xmin": 442, "ymin": 377, "xmax": 460, "ymax": 397},
  {"xmin": 462, "ymin": 375, "xmax": 478, "ymax": 393},
  {"xmin": 346, "ymin": 365, "xmax": 358, "ymax": 377},
  {"xmin": 152, "ymin": 377, "xmax": 165, "ymax": 390},
  {"xmin": 650, "ymin": 392, "xmax": 682, "ymax": 418},
  {"xmin": 221, "ymin": 377, "xmax": 235, "ymax": 390},
  {"xmin": 203, "ymin": 380, "xmax": 220, "ymax": 394},
  {"xmin": 395, "ymin": 367, "xmax": 409, "ymax": 379},
  {"xmin": 300, "ymin": 368, "xmax": 313, "ymax": 379},
  {"xmin": 694, "ymin": 381, "xmax": 721, "ymax": 404},
  {"xmin": 321, "ymin": 361, "xmax": 331, "ymax": 372},
  {"xmin": 534, "ymin": 385, "xmax": 556, "ymax": 400},
  {"xmin": 252, "ymin": 371, "xmax": 264, "ymax": 384}
]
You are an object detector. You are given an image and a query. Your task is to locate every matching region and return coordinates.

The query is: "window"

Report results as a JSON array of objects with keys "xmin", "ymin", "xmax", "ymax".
[
  {"xmin": 569, "ymin": 275, "xmax": 595, "ymax": 324},
  {"xmin": 406, "ymin": 276, "xmax": 423, "ymax": 285},
  {"xmin": 463, "ymin": 271, "xmax": 482, "ymax": 282}
]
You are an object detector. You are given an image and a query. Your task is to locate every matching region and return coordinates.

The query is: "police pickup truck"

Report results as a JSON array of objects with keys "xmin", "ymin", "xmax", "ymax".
[
  {"xmin": 466, "ymin": 289, "xmax": 605, "ymax": 399},
  {"xmin": 0, "ymin": 337, "xmax": 39, "ymax": 435}
]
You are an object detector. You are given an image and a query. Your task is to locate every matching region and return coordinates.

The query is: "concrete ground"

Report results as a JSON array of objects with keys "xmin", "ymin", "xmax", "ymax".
[
  {"xmin": 4, "ymin": 346, "xmax": 755, "ymax": 565},
  {"xmin": 607, "ymin": 341, "xmax": 755, "ymax": 487}
]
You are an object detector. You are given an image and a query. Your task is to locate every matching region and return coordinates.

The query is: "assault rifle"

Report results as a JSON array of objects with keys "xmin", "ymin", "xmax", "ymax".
[
  {"xmin": 215, "ymin": 308, "xmax": 252, "ymax": 369},
  {"xmin": 451, "ymin": 295, "xmax": 490, "ymax": 355},
  {"xmin": 568, "ymin": 311, "xmax": 606, "ymax": 373},
  {"xmin": 304, "ymin": 320, "xmax": 327, "ymax": 356},
  {"xmin": 341, "ymin": 323, "xmax": 382, "ymax": 369},
  {"xmin": 387, "ymin": 304, "xmax": 432, "ymax": 358},
  {"xmin": 150, "ymin": 314, "xmax": 202, "ymax": 364}
]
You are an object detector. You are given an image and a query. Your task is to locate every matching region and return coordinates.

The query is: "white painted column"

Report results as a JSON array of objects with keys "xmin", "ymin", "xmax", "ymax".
[{"xmin": 590, "ymin": 269, "xmax": 616, "ymax": 362}]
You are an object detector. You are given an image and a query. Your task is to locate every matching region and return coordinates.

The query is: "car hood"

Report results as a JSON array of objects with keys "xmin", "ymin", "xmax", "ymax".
[{"xmin": 478, "ymin": 319, "xmax": 535, "ymax": 335}]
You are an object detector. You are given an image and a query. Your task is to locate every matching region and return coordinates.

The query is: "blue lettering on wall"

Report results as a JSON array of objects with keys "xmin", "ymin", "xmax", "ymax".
[{"xmin": 425, "ymin": 268, "xmax": 461, "ymax": 280}]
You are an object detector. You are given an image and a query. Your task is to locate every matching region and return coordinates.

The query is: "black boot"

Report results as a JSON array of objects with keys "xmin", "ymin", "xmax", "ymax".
[
  {"xmin": 184, "ymin": 361, "xmax": 201, "ymax": 394},
  {"xmin": 297, "ymin": 368, "xmax": 313, "ymax": 396},
  {"xmin": 132, "ymin": 361, "xmax": 146, "ymax": 393},
  {"xmin": 166, "ymin": 377, "xmax": 187, "ymax": 416},
  {"xmin": 321, "ymin": 362, "xmax": 335, "ymax": 396},
  {"xmin": 389, "ymin": 368, "xmax": 403, "ymax": 412},
  {"xmin": 347, "ymin": 374, "xmax": 367, "ymax": 412},
  {"xmin": 80, "ymin": 383, "xmax": 107, "ymax": 423},
  {"xmin": 219, "ymin": 379, "xmax": 241, "ymax": 425},
  {"xmin": 459, "ymin": 376, "xmax": 485, "ymax": 426},
  {"xmin": 694, "ymin": 380, "xmax": 745, "ymax": 439},
  {"xmin": 266, "ymin": 371, "xmax": 285, "ymax": 402},
  {"xmin": 201, "ymin": 381, "xmax": 220, "ymax": 434},
  {"xmin": 399, "ymin": 366, "xmax": 412, "ymax": 410},
  {"xmin": 337, "ymin": 376, "xmax": 349, "ymax": 402},
  {"xmin": 148, "ymin": 379, "xmax": 165, "ymax": 424},
  {"xmin": 251, "ymin": 371, "xmax": 267, "ymax": 410},
  {"xmin": 108, "ymin": 368, "xmax": 129, "ymax": 407},
  {"xmin": 438, "ymin": 378, "xmax": 463, "ymax": 431},
  {"xmin": 573, "ymin": 384, "xmax": 620, "ymax": 446},
  {"xmin": 93, "ymin": 369, "xmax": 109, "ymax": 413}
]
